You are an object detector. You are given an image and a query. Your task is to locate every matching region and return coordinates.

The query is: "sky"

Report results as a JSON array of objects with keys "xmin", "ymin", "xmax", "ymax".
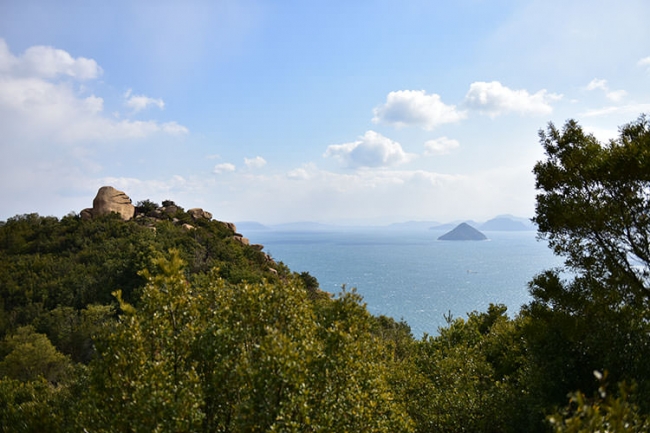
[{"xmin": 1, "ymin": 0, "xmax": 649, "ymax": 225}]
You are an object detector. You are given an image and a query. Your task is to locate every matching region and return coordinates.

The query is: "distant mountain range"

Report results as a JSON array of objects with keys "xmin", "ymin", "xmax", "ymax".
[
  {"xmin": 480, "ymin": 216, "xmax": 532, "ymax": 231},
  {"xmin": 431, "ymin": 216, "xmax": 535, "ymax": 232},
  {"xmin": 236, "ymin": 215, "xmax": 535, "ymax": 232}
]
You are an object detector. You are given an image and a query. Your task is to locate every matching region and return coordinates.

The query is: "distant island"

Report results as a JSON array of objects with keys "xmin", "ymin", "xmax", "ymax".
[
  {"xmin": 438, "ymin": 222, "xmax": 488, "ymax": 241},
  {"xmin": 479, "ymin": 216, "xmax": 532, "ymax": 231},
  {"xmin": 430, "ymin": 216, "xmax": 534, "ymax": 232}
]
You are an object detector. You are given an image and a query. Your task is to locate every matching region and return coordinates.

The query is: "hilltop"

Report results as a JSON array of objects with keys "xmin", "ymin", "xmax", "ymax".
[{"xmin": 0, "ymin": 186, "xmax": 316, "ymax": 329}]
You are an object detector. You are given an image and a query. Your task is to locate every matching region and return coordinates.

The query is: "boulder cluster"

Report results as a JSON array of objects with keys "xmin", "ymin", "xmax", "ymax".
[{"xmin": 80, "ymin": 186, "xmax": 260, "ymax": 251}]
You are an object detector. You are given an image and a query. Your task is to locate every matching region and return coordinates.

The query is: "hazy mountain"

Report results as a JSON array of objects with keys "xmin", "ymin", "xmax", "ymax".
[
  {"xmin": 235, "ymin": 221, "xmax": 271, "ymax": 231},
  {"xmin": 270, "ymin": 221, "xmax": 340, "ymax": 231},
  {"xmin": 430, "ymin": 220, "xmax": 479, "ymax": 231},
  {"xmin": 386, "ymin": 220, "xmax": 441, "ymax": 230},
  {"xmin": 480, "ymin": 216, "xmax": 534, "ymax": 231}
]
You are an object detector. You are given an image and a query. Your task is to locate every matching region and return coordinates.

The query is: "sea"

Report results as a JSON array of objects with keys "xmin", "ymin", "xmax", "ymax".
[{"xmin": 245, "ymin": 227, "xmax": 565, "ymax": 338}]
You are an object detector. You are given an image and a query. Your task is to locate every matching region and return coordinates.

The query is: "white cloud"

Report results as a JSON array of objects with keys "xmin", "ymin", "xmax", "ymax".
[
  {"xmin": 161, "ymin": 121, "xmax": 189, "ymax": 135},
  {"xmin": 287, "ymin": 165, "xmax": 313, "ymax": 180},
  {"xmin": 213, "ymin": 163, "xmax": 236, "ymax": 174},
  {"xmin": 582, "ymin": 103, "xmax": 650, "ymax": 118},
  {"xmin": 324, "ymin": 130, "xmax": 415, "ymax": 168},
  {"xmin": 0, "ymin": 40, "xmax": 188, "ymax": 144},
  {"xmin": 464, "ymin": 81, "xmax": 561, "ymax": 117},
  {"xmin": 585, "ymin": 78, "xmax": 627, "ymax": 102},
  {"xmin": 0, "ymin": 40, "xmax": 191, "ymax": 221},
  {"xmin": 638, "ymin": 56, "xmax": 650, "ymax": 71},
  {"xmin": 244, "ymin": 156, "xmax": 267, "ymax": 169},
  {"xmin": 0, "ymin": 38, "xmax": 101, "ymax": 80},
  {"xmin": 189, "ymin": 162, "xmax": 536, "ymax": 224},
  {"xmin": 586, "ymin": 78, "xmax": 607, "ymax": 91},
  {"xmin": 372, "ymin": 90, "xmax": 466, "ymax": 130},
  {"xmin": 424, "ymin": 137, "xmax": 460, "ymax": 155},
  {"xmin": 605, "ymin": 90, "xmax": 627, "ymax": 102},
  {"xmin": 124, "ymin": 88, "xmax": 165, "ymax": 112}
]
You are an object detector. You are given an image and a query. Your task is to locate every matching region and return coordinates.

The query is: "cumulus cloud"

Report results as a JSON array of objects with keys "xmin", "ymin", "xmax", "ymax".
[
  {"xmin": 424, "ymin": 137, "xmax": 460, "ymax": 155},
  {"xmin": 585, "ymin": 78, "xmax": 627, "ymax": 102},
  {"xmin": 287, "ymin": 167, "xmax": 311, "ymax": 180},
  {"xmin": 161, "ymin": 121, "xmax": 189, "ymax": 135},
  {"xmin": 605, "ymin": 90, "xmax": 627, "ymax": 102},
  {"xmin": 464, "ymin": 81, "xmax": 562, "ymax": 117},
  {"xmin": 213, "ymin": 163, "xmax": 236, "ymax": 174},
  {"xmin": 372, "ymin": 90, "xmax": 466, "ymax": 130},
  {"xmin": 324, "ymin": 130, "xmax": 415, "ymax": 168},
  {"xmin": 638, "ymin": 56, "xmax": 650, "ymax": 71},
  {"xmin": 0, "ymin": 38, "xmax": 101, "ymax": 80},
  {"xmin": 244, "ymin": 156, "xmax": 267, "ymax": 169},
  {"xmin": 0, "ymin": 39, "xmax": 187, "ymax": 144},
  {"xmin": 586, "ymin": 78, "xmax": 607, "ymax": 91},
  {"xmin": 124, "ymin": 89, "xmax": 165, "ymax": 112}
]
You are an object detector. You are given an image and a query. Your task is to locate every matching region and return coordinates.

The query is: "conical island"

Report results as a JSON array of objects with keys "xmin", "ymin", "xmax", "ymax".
[{"xmin": 438, "ymin": 222, "xmax": 488, "ymax": 241}]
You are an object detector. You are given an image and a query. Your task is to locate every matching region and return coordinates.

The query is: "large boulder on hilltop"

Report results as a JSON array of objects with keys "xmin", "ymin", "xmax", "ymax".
[
  {"xmin": 80, "ymin": 208, "xmax": 94, "ymax": 220},
  {"xmin": 91, "ymin": 186, "xmax": 135, "ymax": 221},
  {"xmin": 188, "ymin": 208, "xmax": 213, "ymax": 221}
]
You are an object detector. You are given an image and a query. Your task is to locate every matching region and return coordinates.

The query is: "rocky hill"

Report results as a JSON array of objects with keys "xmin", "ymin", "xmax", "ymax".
[{"xmin": 0, "ymin": 186, "xmax": 306, "ymax": 349}]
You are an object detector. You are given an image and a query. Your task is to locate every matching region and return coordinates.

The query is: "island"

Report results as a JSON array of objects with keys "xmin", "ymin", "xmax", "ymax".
[{"xmin": 438, "ymin": 222, "xmax": 488, "ymax": 241}]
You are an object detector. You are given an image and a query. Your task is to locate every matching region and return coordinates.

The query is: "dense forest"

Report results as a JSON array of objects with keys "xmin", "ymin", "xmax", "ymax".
[{"xmin": 2, "ymin": 116, "xmax": 650, "ymax": 432}]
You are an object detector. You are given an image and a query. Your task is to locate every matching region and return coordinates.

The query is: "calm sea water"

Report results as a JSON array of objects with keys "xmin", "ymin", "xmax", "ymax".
[{"xmin": 246, "ymin": 228, "xmax": 564, "ymax": 338}]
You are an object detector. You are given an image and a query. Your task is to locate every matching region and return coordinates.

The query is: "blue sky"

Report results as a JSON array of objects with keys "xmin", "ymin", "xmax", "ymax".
[{"xmin": 1, "ymin": 0, "xmax": 649, "ymax": 224}]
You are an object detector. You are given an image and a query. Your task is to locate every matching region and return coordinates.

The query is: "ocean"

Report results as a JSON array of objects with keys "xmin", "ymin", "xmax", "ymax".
[{"xmin": 245, "ymin": 228, "xmax": 564, "ymax": 338}]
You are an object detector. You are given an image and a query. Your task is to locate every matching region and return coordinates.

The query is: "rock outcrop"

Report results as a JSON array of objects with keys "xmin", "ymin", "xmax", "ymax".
[
  {"xmin": 438, "ymin": 222, "xmax": 488, "ymax": 241},
  {"xmin": 82, "ymin": 186, "xmax": 135, "ymax": 221},
  {"xmin": 78, "ymin": 187, "xmax": 272, "ymax": 262},
  {"xmin": 188, "ymin": 208, "xmax": 213, "ymax": 221},
  {"xmin": 233, "ymin": 234, "xmax": 250, "ymax": 245}
]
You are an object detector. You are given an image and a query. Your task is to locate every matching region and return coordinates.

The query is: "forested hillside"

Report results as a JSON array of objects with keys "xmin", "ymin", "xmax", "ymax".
[{"xmin": 2, "ymin": 116, "xmax": 650, "ymax": 432}]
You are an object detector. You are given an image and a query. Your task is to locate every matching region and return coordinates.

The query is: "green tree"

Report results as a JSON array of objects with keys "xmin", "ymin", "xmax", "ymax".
[
  {"xmin": 80, "ymin": 251, "xmax": 412, "ymax": 432},
  {"xmin": 0, "ymin": 326, "xmax": 78, "ymax": 433},
  {"xmin": 79, "ymin": 250, "xmax": 204, "ymax": 432},
  {"xmin": 307, "ymin": 288, "xmax": 413, "ymax": 432},
  {"xmin": 549, "ymin": 372, "xmax": 649, "ymax": 433},
  {"xmin": 397, "ymin": 305, "xmax": 527, "ymax": 433},
  {"xmin": 0, "ymin": 376, "xmax": 78, "ymax": 433},
  {"xmin": 533, "ymin": 115, "xmax": 650, "ymax": 305},
  {"xmin": 525, "ymin": 115, "xmax": 650, "ymax": 416},
  {"xmin": 0, "ymin": 326, "xmax": 71, "ymax": 383}
]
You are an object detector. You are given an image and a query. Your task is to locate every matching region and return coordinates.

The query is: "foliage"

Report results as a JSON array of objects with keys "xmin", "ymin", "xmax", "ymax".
[
  {"xmin": 549, "ymin": 372, "xmax": 650, "ymax": 433},
  {"xmin": 0, "ymin": 327, "xmax": 80, "ymax": 432},
  {"xmin": 79, "ymin": 250, "xmax": 204, "ymax": 432},
  {"xmin": 394, "ymin": 305, "xmax": 529, "ymax": 433},
  {"xmin": 526, "ymin": 115, "xmax": 650, "ymax": 414},
  {"xmin": 135, "ymin": 199, "xmax": 160, "ymax": 216},
  {"xmin": 79, "ymin": 251, "xmax": 413, "ymax": 432},
  {"xmin": 533, "ymin": 114, "xmax": 650, "ymax": 308},
  {"xmin": 0, "ymin": 209, "xmax": 284, "ymax": 346},
  {"xmin": 0, "ymin": 326, "xmax": 71, "ymax": 383},
  {"xmin": 0, "ymin": 376, "xmax": 77, "ymax": 433}
]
